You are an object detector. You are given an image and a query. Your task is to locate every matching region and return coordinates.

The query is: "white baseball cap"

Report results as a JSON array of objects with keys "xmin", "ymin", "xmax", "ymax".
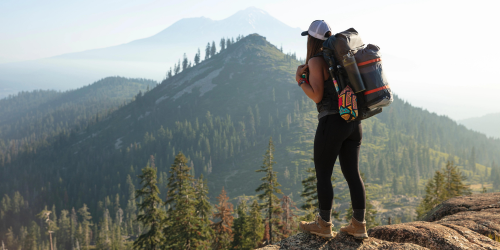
[{"xmin": 301, "ymin": 20, "xmax": 332, "ymax": 40}]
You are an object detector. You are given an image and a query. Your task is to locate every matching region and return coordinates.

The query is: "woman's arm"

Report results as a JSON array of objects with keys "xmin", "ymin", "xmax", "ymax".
[{"xmin": 296, "ymin": 57, "xmax": 324, "ymax": 103}]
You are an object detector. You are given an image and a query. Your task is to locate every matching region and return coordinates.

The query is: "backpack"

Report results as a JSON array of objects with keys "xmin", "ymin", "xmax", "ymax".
[{"xmin": 322, "ymin": 28, "xmax": 392, "ymax": 121}]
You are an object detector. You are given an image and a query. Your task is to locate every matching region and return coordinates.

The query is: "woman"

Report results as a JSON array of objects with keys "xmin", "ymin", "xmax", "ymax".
[{"xmin": 296, "ymin": 20, "xmax": 368, "ymax": 239}]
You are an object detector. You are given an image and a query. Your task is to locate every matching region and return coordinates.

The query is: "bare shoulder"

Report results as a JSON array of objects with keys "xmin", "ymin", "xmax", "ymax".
[
  {"xmin": 308, "ymin": 56, "xmax": 328, "ymax": 77},
  {"xmin": 308, "ymin": 57, "xmax": 324, "ymax": 66},
  {"xmin": 308, "ymin": 57, "xmax": 327, "ymax": 68}
]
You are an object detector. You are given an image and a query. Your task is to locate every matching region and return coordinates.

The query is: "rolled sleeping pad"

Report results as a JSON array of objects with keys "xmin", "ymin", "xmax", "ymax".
[
  {"xmin": 333, "ymin": 28, "xmax": 364, "ymax": 63},
  {"xmin": 355, "ymin": 44, "xmax": 393, "ymax": 109}
]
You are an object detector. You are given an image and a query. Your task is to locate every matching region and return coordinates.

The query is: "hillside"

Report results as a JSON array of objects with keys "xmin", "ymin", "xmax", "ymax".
[
  {"xmin": 0, "ymin": 76, "xmax": 156, "ymax": 159},
  {"xmin": 1, "ymin": 34, "xmax": 500, "ymax": 247},
  {"xmin": 459, "ymin": 112, "xmax": 500, "ymax": 139}
]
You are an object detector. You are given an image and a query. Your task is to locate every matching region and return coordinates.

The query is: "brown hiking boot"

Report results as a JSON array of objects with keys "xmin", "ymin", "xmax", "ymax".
[
  {"xmin": 299, "ymin": 214, "xmax": 333, "ymax": 238},
  {"xmin": 340, "ymin": 217, "xmax": 368, "ymax": 239}
]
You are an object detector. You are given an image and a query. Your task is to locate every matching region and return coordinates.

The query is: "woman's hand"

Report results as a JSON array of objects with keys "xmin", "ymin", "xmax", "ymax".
[{"xmin": 296, "ymin": 64, "xmax": 309, "ymax": 82}]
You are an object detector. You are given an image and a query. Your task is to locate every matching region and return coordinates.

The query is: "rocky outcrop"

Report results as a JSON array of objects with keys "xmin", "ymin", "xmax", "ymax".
[
  {"xmin": 422, "ymin": 192, "xmax": 500, "ymax": 223},
  {"xmin": 258, "ymin": 231, "xmax": 427, "ymax": 250},
  {"xmin": 259, "ymin": 193, "xmax": 500, "ymax": 249},
  {"xmin": 368, "ymin": 221, "xmax": 499, "ymax": 249},
  {"xmin": 368, "ymin": 193, "xmax": 500, "ymax": 249}
]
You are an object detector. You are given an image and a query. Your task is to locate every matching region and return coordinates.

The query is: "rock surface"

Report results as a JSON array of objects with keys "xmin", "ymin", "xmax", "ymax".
[
  {"xmin": 258, "ymin": 231, "xmax": 427, "ymax": 250},
  {"xmin": 369, "ymin": 193, "xmax": 500, "ymax": 249},
  {"xmin": 368, "ymin": 221, "xmax": 499, "ymax": 249},
  {"xmin": 259, "ymin": 193, "xmax": 500, "ymax": 249}
]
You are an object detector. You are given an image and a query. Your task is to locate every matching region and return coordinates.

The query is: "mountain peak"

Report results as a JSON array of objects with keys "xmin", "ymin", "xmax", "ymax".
[
  {"xmin": 224, "ymin": 6, "xmax": 277, "ymax": 25},
  {"xmin": 236, "ymin": 6, "xmax": 269, "ymax": 15}
]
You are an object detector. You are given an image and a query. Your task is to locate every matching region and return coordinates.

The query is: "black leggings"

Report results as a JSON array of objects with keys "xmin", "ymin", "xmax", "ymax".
[{"xmin": 314, "ymin": 114, "xmax": 366, "ymax": 210}]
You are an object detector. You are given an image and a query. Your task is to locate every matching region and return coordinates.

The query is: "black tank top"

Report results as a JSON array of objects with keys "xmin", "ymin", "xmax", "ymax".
[{"xmin": 309, "ymin": 52, "xmax": 339, "ymax": 119}]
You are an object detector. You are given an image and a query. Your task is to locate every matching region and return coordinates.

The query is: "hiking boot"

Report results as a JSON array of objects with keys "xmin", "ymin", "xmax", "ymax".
[
  {"xmin": 299, "ymin": 214, "xmax": 333, "ymax": 238},
  {"xmin": 340, "ymin": 217, "xmax": 368, "ymax": 239}
]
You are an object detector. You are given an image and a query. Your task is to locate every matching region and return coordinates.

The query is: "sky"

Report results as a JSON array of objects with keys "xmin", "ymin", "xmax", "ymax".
[{"xmin": 1, "ymin": 0, "xmax": 500, "ymax": 120}]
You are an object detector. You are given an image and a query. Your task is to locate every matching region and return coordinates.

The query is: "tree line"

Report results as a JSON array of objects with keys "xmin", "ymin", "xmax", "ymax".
[{"xmin": 165, "ymin": 35, "xmax": 245, "ymax": 79}]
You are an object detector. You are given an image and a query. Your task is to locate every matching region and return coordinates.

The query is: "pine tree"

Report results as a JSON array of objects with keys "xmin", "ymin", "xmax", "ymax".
[
  {"xmin": 442, "ymin": 161, "xmax": 471, "ymax": 198},
  {"xmin": 194, "ymin": 174, "xmax": 212, "ymax": 249},
  {"xmin": 174, "ymin": 59, "xmax": 181, "ymax": 75},
  {"xmin": 167, "ymin": 67, "xmax": 173, "ymax": 78},
  {"xmin": 27, "ymin": 221, "xmax": 41, "ymax": 250},
  {"xmin": 416, "ymin": 161, "xmax": 470, "ymax": 218},
  {"xmin": 210, "ymin": 41, "xmax": 216, "ymax": 57},
  {"xmin": 114, "ymin": 193, "xmax": 121, "ymax": 220},
  {"xmin": 416, "ymin": 170, "xmax": 446, "ymax": 218},
  {"xmin": 133, "ymin": 156, "xmax": 165, "ymax": 250},
  {"xmin": 244, "ymin": 201, "xmax": 264, "ymax": 249},
  {"xmin": 96, "ymin": 209, "xmax": 112, "ymax": 249},
  {"xmin": 58, "ymin": 210, "xmax": 71, "ymax": 249},
  {"xmin": 220, "ymin": 38, "xmax": 226, "ymax": 51},
  {"xmin": 212, "ymin": 187, "xmax": 234, "ymax": 249},
  {"xmin": 231, "ymin": 200, "xmax": 248, "ymax": 249},
  {"xmin": 255, "ymin": 137, "xmax": 283, "ymax": 244},
  {"xmin": 164, "ymin": 152, "xmax": 208, "ymax": 249},
  {"xmin": 194, "ymin": 48, "xmax": 201, "ymax": 65},
  {"xmin": 37, "ymin": 207, "xmax": 59, "ymax": 250},
  {"xmin": 182, "ymin": 53, "xmax": 188, "ymax": 71},
  {"xmin": 70, "ymin": 208, "xmax": 78, "ymax": 249},
  {"xmin": 51, "ymin": 205, "xmax": 58, "ymax": 229},
  {"xmin": 18, "ymin": 226, "xmax": 27, "ymax": 250},
  {"xmin": 5, "ymin": 227, "xmax": 17, "ymax": 250},
  {"xmin": 205, "ymin": 42, "xmax": 211, "ymax": 60},
  {"xmin": 77, "ymin": 204, "xmax": 92, "ymax": 250},
  {"xmin": 125, "ymin": 174, "xmax": 137, "ymax": 236}
]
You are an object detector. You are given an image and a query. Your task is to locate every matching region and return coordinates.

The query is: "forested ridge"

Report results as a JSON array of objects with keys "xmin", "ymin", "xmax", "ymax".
[
  {"xmin": 1, "ymin": 34, "xmax": 500, "ymax": 249},
  {"xmin": 0, "ymin": 77, "xmax": 157, "ymax": 160}
]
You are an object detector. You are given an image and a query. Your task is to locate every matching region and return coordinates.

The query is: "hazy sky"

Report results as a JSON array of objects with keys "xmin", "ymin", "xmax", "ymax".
[
  {"xmin": 2, "ymin": 0, "xmax": 489, "ymax": 62},
  {"xmin": 1, "ymin": 0, "xmax": 499, "ymax": 119}
]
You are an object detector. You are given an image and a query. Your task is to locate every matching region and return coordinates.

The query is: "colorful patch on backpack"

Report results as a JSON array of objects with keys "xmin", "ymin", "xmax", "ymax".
[{"xmin": 338, "ymin": 85, "xmax": 358, "ymax": 121}]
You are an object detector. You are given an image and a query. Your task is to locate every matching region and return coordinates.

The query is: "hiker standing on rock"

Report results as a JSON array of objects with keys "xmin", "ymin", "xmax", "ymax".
[{"xmin": 296, "ymin": 20, "xmax": 368, "ymax": 239}]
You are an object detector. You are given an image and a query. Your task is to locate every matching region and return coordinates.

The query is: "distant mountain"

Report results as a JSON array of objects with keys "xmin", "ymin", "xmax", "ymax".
[
  {"xmin": 1, "ymin": 34, "xmax": 499, "ymax": 244},
  {"xmin": 459, "ymin": 112, "xmax": 500, "ymax": 139},
  {"xmin": 0, "ymin": 7, "xmax": 303, "ymax": 98}
]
